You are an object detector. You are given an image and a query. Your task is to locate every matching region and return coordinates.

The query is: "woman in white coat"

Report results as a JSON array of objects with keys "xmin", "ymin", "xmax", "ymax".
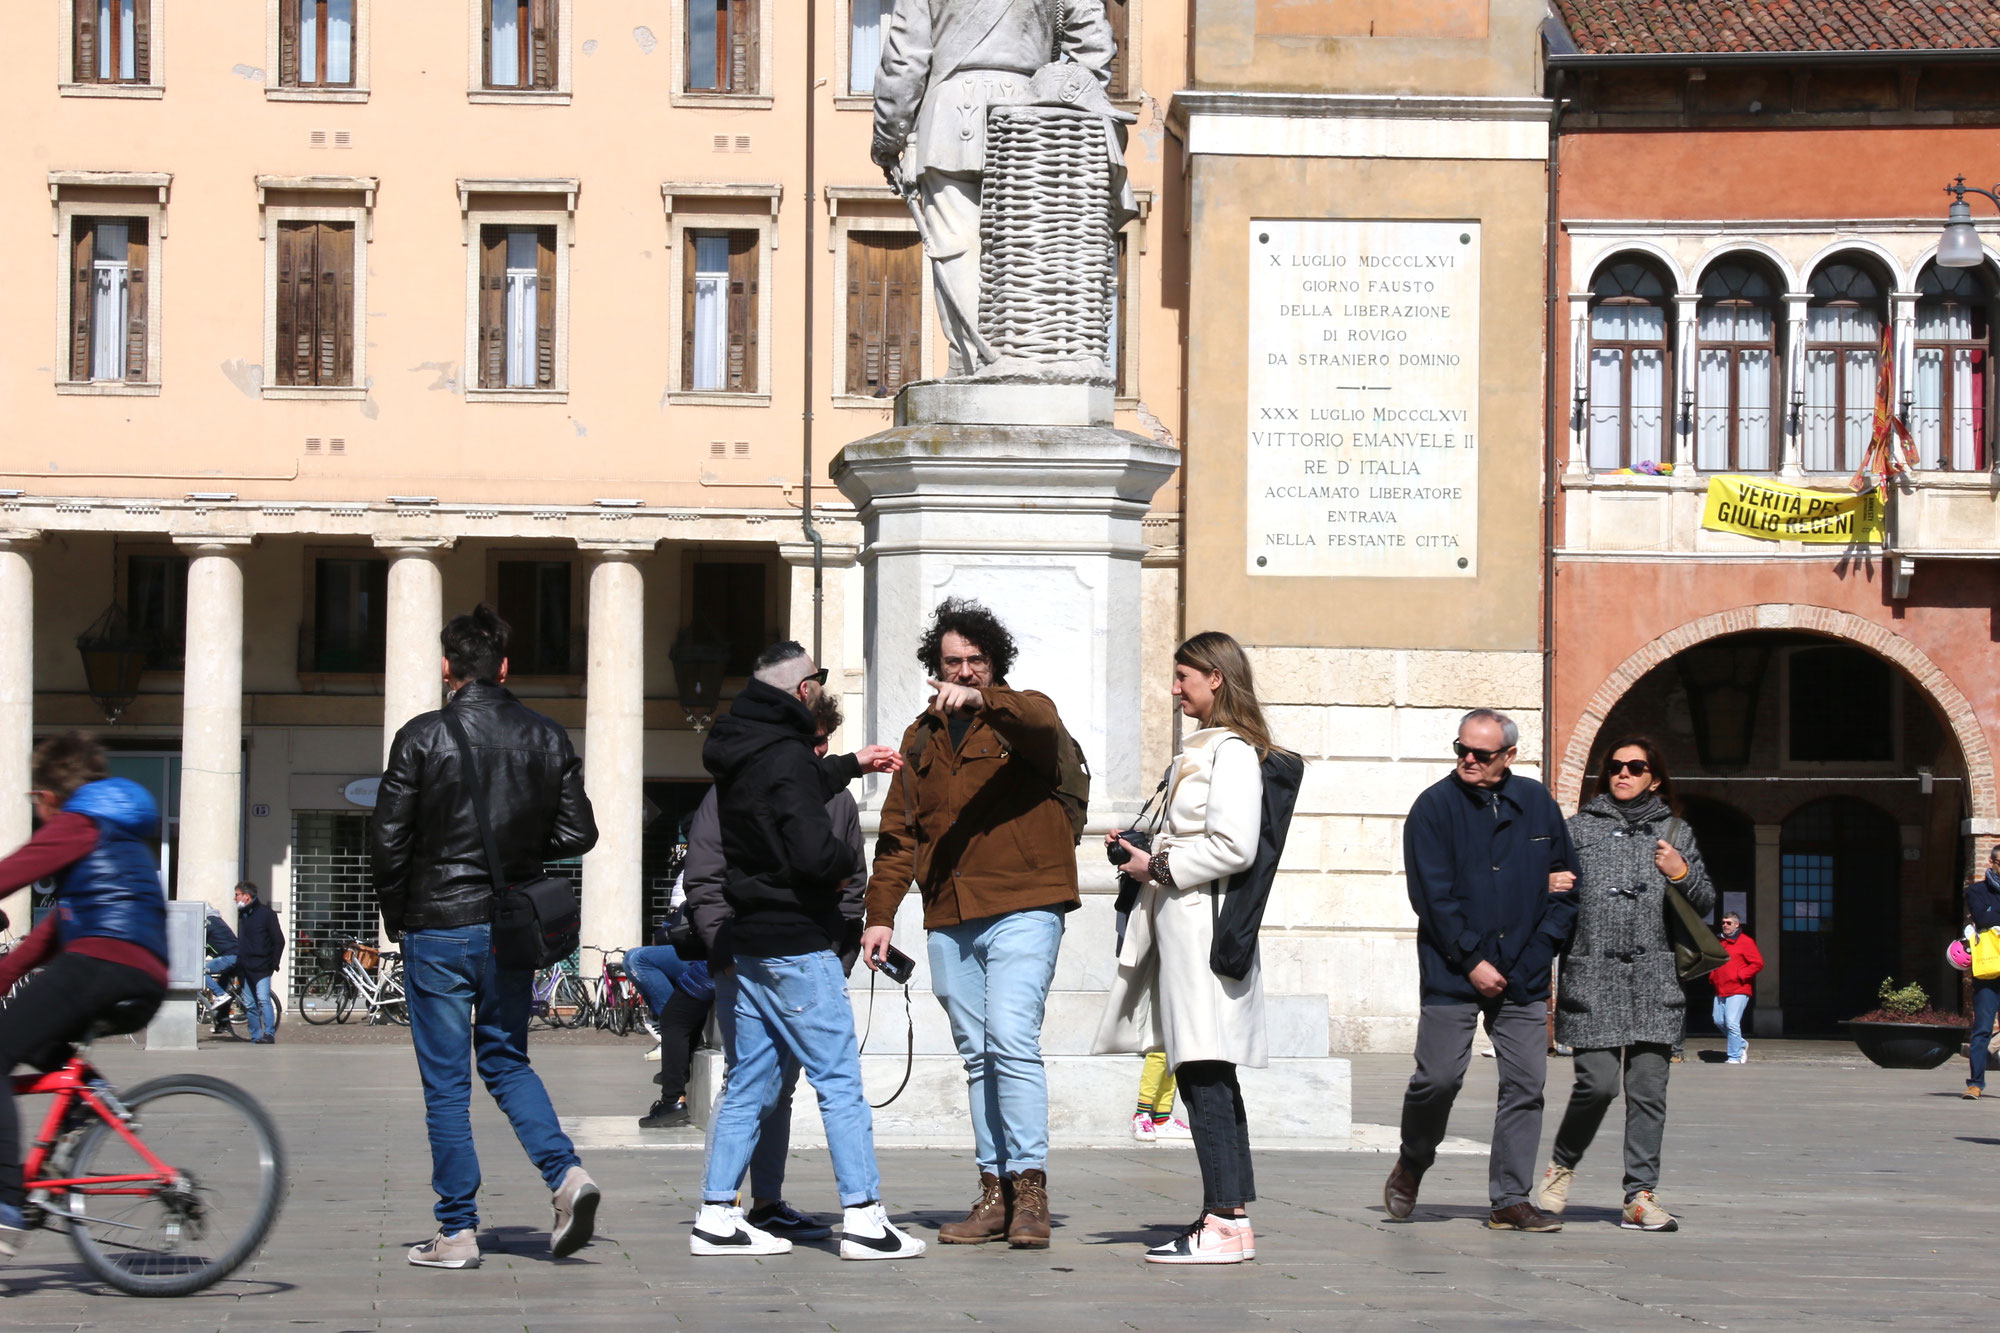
[{"xmin": 1094, "ymin": 631, "xmax": 1289, "ymax": 1265}]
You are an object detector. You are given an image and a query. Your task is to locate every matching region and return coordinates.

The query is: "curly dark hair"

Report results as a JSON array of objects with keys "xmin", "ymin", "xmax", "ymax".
[{"xmin": 916, "ymin": 596, "xmax": 1016, "ymax": 684}]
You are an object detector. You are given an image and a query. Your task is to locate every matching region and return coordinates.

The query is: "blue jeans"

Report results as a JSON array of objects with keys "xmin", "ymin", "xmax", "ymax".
[
  {"xmin": 205, "ymin": 955, "xmax": 236, "ymax": 999},
  {"xmin": 702, "ymin": 951, "xmax": 877, "ymax": 1208},
  {"xmin": 404, "ymin": 924, "xmax": 581, "ymax": 1233},
  {"xmin": 704, "ymin": 968, "xmax": 801, "ymax": 1201},
  {"xmin": 244, "ymin": 975, "xmax": 275, "ymax": 1041},
  {"xmin": 625, "ymin": 945, "xmax": 690, "ymax": 1019},
  {"xmin": 927, "ymin": 907, "xmax": 1065, "ymax": 1176},
  {"xmin": 1971, "ymin": 980, "xmax": 2000, "ymax": 1089},
  {"xmin": 1711, "ymin": 993, "xmax": 1750, "ymax": 1062}
]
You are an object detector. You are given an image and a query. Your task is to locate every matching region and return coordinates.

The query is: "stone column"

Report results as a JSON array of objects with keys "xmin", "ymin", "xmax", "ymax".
[
  {"xmin": 1673, "ymin": 293, "xmax": 1700, "ymax": 471},
  {"xmin": 376, "ymin": 539, "xmax": 452, "ymax": 764},
  {"xmin": 1781, "ymin": 293, "xmax": 1811, "ymax": 478},
  {"xmin": 579, "ymin": 543, "xmax": 651, "ymax": 955},
  {"xmin": 1753, "ymin": 823, "xmax": 1782, "ymax": 1037},
  {"xmin": 0, "ymin": 532, "xmax": 39, "ymax": 931},
  {"xmin": 176, "ymin": 539, "xmax": 249, "ymax": 916}
]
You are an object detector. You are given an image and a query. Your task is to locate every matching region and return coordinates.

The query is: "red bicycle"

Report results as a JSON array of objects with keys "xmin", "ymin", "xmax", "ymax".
[{"xmin": 13, "ymin": 1004, "xmax": 287, "ymax": 1296}]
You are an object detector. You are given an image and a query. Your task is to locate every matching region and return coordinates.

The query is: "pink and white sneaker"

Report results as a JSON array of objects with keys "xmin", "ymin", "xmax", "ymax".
[
  {"xmin": 1152, "ymin": 1116, "xmax": 1194, "ymax": 1141},
  {"xmin": 1144, "ymin": 1212, "xmax": 1253, "ymax": 1265},
  {"xmin": 1131, "ymin": 1112, "xmax": 1158, "ymax": 1143}
]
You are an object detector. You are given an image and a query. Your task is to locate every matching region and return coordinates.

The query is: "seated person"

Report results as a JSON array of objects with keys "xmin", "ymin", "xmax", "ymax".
[
  {"xmin": 641, "ymin": 961, "xmax": 716, "ymax": 1129},
  {"xmin": 0, "ymin": 732, "xmax": 170, "ymax": 1255},
  {"xmin": 204, "ymin": 904, "xmax": 241, "ymax": 1034}
]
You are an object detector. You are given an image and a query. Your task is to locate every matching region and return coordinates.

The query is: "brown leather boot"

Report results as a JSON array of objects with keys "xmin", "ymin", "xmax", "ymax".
[
  {"xmin": 1007, "ymin": 1169, "xmax": 1051, "ymax": 1248},
  {"xmin": 938, "ymin": 1172, "xmax": 1011, "ymax": 1244}
]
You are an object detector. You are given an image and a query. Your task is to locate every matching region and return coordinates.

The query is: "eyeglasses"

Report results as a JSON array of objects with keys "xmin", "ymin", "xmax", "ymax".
[
  {"xmin": 1605, "ymin": 758, "xmax": 1652, "ymax": 777},
  {"xmin": 941, "ymin": 654, "xmax": 990, "ymax": 671},
  {"xmin": 1452, "ymin": 741, "xmax": 1509, "ymax": 764},
  {"xmin": 805, "ymin": 668, "xmax": 829, "ymax": 686}
]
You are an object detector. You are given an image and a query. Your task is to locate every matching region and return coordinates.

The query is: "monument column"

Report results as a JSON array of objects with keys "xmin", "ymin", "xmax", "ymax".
[
  {"xmin": 376, "ymin": 539, "xmax": 452, "ymax": 763},
  {"xmin": 176, "ymin": 538, "xmax": 250, "ymax": 915},
  {"xmin": 579, "ymin": 543, "xmax": 651, "ymax": 954},
  {"xmin": 0, "ymin": 531, "xmax": 39, "ymax": 929}
]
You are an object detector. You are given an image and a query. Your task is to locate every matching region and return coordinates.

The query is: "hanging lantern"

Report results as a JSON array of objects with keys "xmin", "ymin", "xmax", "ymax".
[
  {"xmin": 75, "ymin": 604, "xmax": 154, "ymax": 724},
  {"xmin": 669, "ymin": 624, "xmax": 733, "ymax": 734}
]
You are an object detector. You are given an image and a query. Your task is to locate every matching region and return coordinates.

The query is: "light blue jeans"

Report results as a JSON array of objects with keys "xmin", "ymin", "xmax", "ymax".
[
  {"xmin": 927, "ymin": 907, "xmax": 1065, "ymax": 1176},
  {"xmin": 1712, "ymin": 993, "xmax": 1750, "ymax": 1061},
  {"xmin": 706, "ymin": 967, "xmax": 801, "ymax": 1201},
  {"xmin": 702, "ymin": 950, "xmax": 878, "ymax": 1208},
  {"xmin": 244, "ymin": 974, "xmax": 276, "ymax": 1041}
]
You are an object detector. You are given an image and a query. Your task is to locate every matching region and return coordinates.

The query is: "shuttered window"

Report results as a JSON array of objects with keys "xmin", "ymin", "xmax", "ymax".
[
  {"xmin": 684, "ymin": 230, "xmax": 759, "ymax": 392},
  {"xmin": 688, "ymin": 0, "xmax": 756, "ymax": 93},
  {"xmin": 69, "ymin": 218, "xmax": 148, "ymax": 384},
  {"xmin": 478, "ymin": 225, "xmax": 558, "ymax": 390},
  {"xmin": 274, "ymin": 221, "xmax": 356, "ymax": 387},
  {"xmin": 74, "ymin": 0, "xmax": 152, "ymax": 84},
  {"xmin": 1105, "ymin": 0, "xmax": 1131, "ymax": 99},
  {"xmin": 845, "ymin": 232, "xmax": 921, "ymax": 397},
  {"xmin": 280, "ymin": 0, "xmax": 356, "ymax": 87},
  {"xmin": 486, "ymin": 0, "xmax": 559, "ymax": 90}
]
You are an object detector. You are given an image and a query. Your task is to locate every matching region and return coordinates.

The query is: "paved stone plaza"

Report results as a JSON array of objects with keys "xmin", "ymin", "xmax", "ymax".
[{"xmin": 1, "ymin": 1034, "xmax": 1989, "ymax": 1330}]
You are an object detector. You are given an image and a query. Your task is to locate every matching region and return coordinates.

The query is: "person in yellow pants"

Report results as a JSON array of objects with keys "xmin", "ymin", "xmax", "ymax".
[{"xmin": 1131, "ymin": 1051, "xmax": 1192, "ymax": 1142}]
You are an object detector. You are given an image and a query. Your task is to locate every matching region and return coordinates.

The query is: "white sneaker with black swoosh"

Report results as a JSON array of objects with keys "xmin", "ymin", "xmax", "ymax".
[
  {"xmin": 839, "ymin": 1203, "xmax": 927, "ymax": 1260},
  {"xmin": 690, "ymin": 1203, "xmax": 791, "ymax": 1256}
]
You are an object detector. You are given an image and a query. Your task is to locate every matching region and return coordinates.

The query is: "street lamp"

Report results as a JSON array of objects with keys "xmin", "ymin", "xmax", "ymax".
[
  {"xmin": 668, "ymin": 625, "xmax": 733, "ymax": 733},
  {"xmin": 1938, "ymin": 175, "xmax": 1997, "ymax": 268},
  {"xmin": 75, "ymin": 603, "xmax": 153, "ymax": 723}
]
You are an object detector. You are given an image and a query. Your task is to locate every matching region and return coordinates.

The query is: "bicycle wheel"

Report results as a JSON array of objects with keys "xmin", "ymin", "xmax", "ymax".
[
  {"xmin": 298, "ymin": 972, "xmax": 342, "ymax": 1025},
  {"xmin": 65, "ymin": 1074, "xmax": 288, "ymax": 1298},
  {"xmin": 609, "ymin": 991, "xmax": 633, "ymax": 1037},
  {"xmin": 334, "ymin": 977, "xmax": 355, "ymax": 1024},
  {"xmin": 224, "ymin": 986, "xmax": 251, "ymax": 1041},
  {"xmin": 551, "ymin": 973, "xmax": 591, "ymax": 1029}
]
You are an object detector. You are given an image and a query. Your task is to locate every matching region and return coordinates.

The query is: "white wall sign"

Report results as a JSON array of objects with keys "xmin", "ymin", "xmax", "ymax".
[
  {"xmin": 1245, "ymin": 218, "xmax": 1481, "ymax": 578},
  {"xmin": 342, "ymin": 777, "xmax": 381, "ymax": 808}
]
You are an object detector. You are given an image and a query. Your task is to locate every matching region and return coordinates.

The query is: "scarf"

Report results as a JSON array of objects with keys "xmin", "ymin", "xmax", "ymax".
[{"xmin": 1601, "ymin": 790, "xmax": 1669, "ymax": 828}]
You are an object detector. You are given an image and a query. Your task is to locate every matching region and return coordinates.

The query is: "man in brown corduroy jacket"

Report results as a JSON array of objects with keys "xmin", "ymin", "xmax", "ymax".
[{"xmin": 862, "ymin": 596, "xmax": 1079, "ymax": 1250}]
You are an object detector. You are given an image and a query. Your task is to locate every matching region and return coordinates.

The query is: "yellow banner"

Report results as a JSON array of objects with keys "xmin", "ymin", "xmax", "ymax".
[{"xmin": 1700, "ymin": 475, "xmax": 1885, "ymax": 544}]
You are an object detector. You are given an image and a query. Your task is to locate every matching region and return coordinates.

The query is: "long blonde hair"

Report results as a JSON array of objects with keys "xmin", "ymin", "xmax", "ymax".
[{"xmin": 1175, "ymin": 631, "xmax": 1291, "ymax": 761}]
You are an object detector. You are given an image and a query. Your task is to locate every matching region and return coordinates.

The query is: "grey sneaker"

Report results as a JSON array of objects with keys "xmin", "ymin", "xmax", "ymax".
[
  {"xmin": 1537, "ymin": 1162, "xmax": 1576, "ymax": 1215},
  {"xmin": 409, "ymin": 1228, "xmax": 480, "ymax": 1268},
  {"xmin": 551, "ymin": 1165, "xmax": 601, "ymax": 1257}
]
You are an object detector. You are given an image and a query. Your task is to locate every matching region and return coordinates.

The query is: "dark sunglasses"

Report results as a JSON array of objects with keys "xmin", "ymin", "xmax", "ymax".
[
  {"xmin": 805, "ymin": 668, "xmax": 829, "ymax": 687},
  {"xmin": 1605, "ymin": 758, "xmax": 1652, "ymax": 777},
  {"xmin": 1452, "ymin": 741, "xmax": 1509, "ymax": 764}
]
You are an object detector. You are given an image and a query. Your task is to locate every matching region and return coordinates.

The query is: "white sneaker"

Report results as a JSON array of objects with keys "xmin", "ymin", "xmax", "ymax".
[
  {"xmin": 643, "ymin": 1043, "xmax": 662, "ymax": 1062},
  {"xmin": 1131, "ymin": 1112, "xmax": 1157, "ymax": 1142},
  {"xmin": 408, "ymin": 1228, "xmax": 480, "ymax": 1268},
  {"xmin": 1144, "ymin": 1212, "xmax": 1252, "ymax": 1265},
  {"xmin": 839, "ymin": 1203, "xmax": 927, "ymax": 1260},
  {"xmin": 1726, "ymin": 1055, "xmax": 1746, "ymax": 1065},
  {"xmin": 691, "ymin": 1202, "xmax": 791, "ymax": 1256},
  {"xmin": 1152, "ymin": 1116, "xmax": 1193, "ymax": 1141}
]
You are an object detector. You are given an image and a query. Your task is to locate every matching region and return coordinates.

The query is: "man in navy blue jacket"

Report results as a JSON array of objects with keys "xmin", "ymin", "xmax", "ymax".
[{"xmin": 1385, "ymin": 710, "xmax": 1578, "ymax": 1232}]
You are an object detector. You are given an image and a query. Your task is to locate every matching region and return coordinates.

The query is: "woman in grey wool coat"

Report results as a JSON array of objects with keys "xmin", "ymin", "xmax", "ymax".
[{"xmin": 1536, "ymin": 736, "xmax": 1714, "ymax": 1234}]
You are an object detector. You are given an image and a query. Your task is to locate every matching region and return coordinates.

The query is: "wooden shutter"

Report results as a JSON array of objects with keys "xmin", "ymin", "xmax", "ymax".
[
  {"xmin": 1114, "ymin": 233, "xmax": 1128, "ymax": 395},
  {"xmin": 321, "ymin": 222, "xmax": 355, "ymax": 386},
  {"xmin": 479, "ymin": 226, "xmax": 506, "ymax": 389},
  {"xmin": 482, "ymin": 0, "xmax": 495, "ymax": 87},
  {"xmin": 1105, "ymin": 0, "xmax": 1129, "ymax": 99},
  {"xmin": 531, "ymin": 0, "xmax": 558, "ymax": 89},
  {"xmin": 279, "ymin": 0, "xmax": 300, "ymax": 86},
  {"xmin": 70, "ymin": 220, "xmax": 94, "ymax": 380},
  {"xmin": 727, "ymin": 231, "xmax": 757, "ymax": 392},
  {"xmin": 845, "ymin": 236, "xmax": 874, "ymax": 395},
  {"xmin": 124, "ymin": 219, "xmax": 148, "ymax": 383},
  {"xmin": 275, "ymin": 222, "xmax": 314, "ymax": 386},
  {"xmin": 74, "ymin": 1, "xmax": 96, "ymax": 81},
  {"xmin": 681, "ymin": 231, "xmax": 699, "ymax": 389},
  {"xmin": 535, "ymin": 226, "xmax": 557, "ymax": 387},
  {"xmin": 883, "ymin": 232, "xmax": 920, "ymax": 393},
  {"xmin": 132, "ymin": 0, "xmax": 151, "ymax": 83},
  {"xmin": 727, "ymin": 0, "xmax": 755, "ymax": 92}
]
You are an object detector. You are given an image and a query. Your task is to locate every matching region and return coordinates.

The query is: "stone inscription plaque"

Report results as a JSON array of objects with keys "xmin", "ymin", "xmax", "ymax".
[{"xmin": 1246, "ymin": 219, "xmax": 1480, "ymax": 578}]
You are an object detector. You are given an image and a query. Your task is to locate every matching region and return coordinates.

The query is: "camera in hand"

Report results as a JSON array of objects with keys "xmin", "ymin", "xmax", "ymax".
[{"xmin": 1106, "ymin": 828, "xmax": 1153, "ymax": 867}]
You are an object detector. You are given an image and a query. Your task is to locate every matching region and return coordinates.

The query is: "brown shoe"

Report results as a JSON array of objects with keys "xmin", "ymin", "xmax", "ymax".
[
  {"xmin": 1487, "ymin": 1202, "xmax": 1563, "ymax": 1232},
  {"xmin": 1383, "ymin": 1159, "xmax": 1421, "ymax": 1221},
  {"xmin": 1966, "ymin": 1085, "xmax": 1983, "ymax": 1100},
  {"xmin": 1007, "ymin": 1169, "xmax": 1051, "ymax": 1248},
  {"xmin": 938, "ymin": 1172, "xmax": 1011, "ymax": 1244}
]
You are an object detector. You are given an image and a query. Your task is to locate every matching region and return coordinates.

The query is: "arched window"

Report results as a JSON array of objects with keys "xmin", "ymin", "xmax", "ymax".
[
  {"xmin": 1694, "ymin": 262, "xmax": 1778, "ymax": 472},
  {"xmin": 1912, "ymin": 262, "xmax": 1990, "ymax": 471},
  {"xmin": 1587, "ymin": 260, "xmax": 1670, "ymax": 471},
  {"xmin": 1802, "ymin": 261, "xmax": 1886, "ymax": 473}
]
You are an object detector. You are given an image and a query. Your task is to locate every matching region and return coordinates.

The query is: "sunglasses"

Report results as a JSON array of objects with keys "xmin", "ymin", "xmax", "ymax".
[
  {"xmin": 804, "ymin": 667, "xmax": 829, "ymax": 687},
  {"xmin": 1452, "ymin": 741, "xmax": 1509, "ymax": 764},
  {"xmin": 1605, "ymin": 758, "xmax": 1652, "ymax": 777}
]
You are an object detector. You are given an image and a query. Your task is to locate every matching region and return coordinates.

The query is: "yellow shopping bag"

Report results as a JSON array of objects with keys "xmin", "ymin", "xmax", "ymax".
[{"xmin": 1974, "ymin": 928, "xmax": 2000, "ymax": 981}]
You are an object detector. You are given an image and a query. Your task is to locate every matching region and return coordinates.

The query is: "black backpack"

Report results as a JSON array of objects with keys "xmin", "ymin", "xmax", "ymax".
[{"xmin": 1208, "ymin": 745, "xmax": 1305, "ymax": 982}]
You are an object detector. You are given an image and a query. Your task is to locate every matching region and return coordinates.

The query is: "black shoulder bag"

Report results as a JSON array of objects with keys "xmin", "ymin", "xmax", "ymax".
[
  {"xmin": 1209, "ymin": 744, "xmax": 1305, "ymax": 982},
  {"xmin": 441, "ymin": 707, "xmax": 581, "ymax": 971},
  {"xmin": 1661, "ymin": 816, "xmax": 1727, "ymax": 983}
]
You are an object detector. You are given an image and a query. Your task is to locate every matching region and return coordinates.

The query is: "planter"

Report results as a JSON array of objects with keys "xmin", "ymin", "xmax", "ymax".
[{"xmin": 1844, "ymin": 1020, "xmax": 1969, "ymax": 1070}]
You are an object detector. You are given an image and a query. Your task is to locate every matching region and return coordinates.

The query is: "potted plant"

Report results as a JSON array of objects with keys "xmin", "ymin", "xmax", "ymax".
[{"xmin": 1844, "ymin": 978, "xmax": 1970, "ymax": 1070}]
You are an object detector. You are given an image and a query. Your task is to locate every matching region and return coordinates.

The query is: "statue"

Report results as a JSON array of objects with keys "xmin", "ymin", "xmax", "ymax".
[{"xmin": 871, "ymin": 0, "xmax": 1137, "ymax": 384}]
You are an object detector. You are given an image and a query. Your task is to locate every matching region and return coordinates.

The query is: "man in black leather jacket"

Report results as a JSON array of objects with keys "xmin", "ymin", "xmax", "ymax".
[{"xmin": 370, "ymin": 604, "xmax": 601, "ymax": 1270}]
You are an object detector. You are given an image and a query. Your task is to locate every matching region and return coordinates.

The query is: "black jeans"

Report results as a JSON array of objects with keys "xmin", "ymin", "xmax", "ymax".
[
  {"xmin": 1174, "ymin": 1060, "xmax": 1255, "ymax": 1210},
  {"xmin": 653, "ymin": 988, "xmax": 714, "ymax": 1107},
  {"xmin": 0, "ymin": 953, "xmax": 165, "ymax": 1209}
]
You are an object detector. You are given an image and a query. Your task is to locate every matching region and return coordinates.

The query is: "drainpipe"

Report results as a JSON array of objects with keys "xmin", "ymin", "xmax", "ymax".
[
  {"xmin": 800, "ymin": 0, "xmax": 826, "ymax": 661},
  {"xmin": 1541, "ymin": 68, "xmax": 1569, "ymax": 782}
]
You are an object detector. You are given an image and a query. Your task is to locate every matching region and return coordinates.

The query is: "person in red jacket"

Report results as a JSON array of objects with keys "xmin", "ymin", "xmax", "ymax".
[{"xmin": 1708, "ymin": 913, "xmax": 1763, "ymax": 1064}]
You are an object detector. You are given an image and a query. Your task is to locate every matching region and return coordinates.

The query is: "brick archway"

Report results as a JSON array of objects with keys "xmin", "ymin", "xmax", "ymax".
[{"xmin": 1556, "ymin": 603, "xmax": 1997, "ymax": 820}]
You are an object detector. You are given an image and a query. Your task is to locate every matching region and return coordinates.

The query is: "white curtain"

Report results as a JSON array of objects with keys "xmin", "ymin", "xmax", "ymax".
[
  {"xmin": 1695, "ymin": 347, "xmax": 1731, "ymax": 471},
  {"xmin": 504, "ymin": 229, "xmax": 538, "ymax": 388},
  {"xmin": 1913, "ymin": 302, "xmax": 1983, "ymax": 469},
  {"xmin": 491, "ymin": 0, "xmax": 521, "ymax": 86},
  {"xmin": 1802, "ymin": 307, "xmax": 1880, "ymax": 472},
  {"xmin": 850, "ymin": 0, "xmax": 887, "ymax": 94},
  {"xmin": 101, "ymin": 0, "xmax": 136, "ymax": 79},
  {"xmin": 328, "ymin": 0, "xmax": 354, "ymax": 83},
  {"xmin": 90, "ymin": 223, "xmax": 129, "ymax": 381},
  {"xmin": 1587, "ymin": 348, "xmax": 1622, "ymax": 471},
  {"xmin": 1738, "ymin": 349, "xmax": 1773, "ymax": 471},
  {"xmin": 692, "ymin": 234, "xmax": 730, "ymax": 391},
  {"xmin": 1630, "ymin": 348, "xmax": 1665, "ymax": 466},
  {"xmin": 1695, "ymin": 302, "xmax": 1775, "ymax": 472},
  {"xmin": 1587, "ymin": 304, "xmax": 1666, "ymax": 470}
]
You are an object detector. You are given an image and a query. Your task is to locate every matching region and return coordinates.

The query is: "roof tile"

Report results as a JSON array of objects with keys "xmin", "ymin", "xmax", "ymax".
[{"xmin": 1554, "ymin": 0, "xmax": 2000, "ymax": 54}]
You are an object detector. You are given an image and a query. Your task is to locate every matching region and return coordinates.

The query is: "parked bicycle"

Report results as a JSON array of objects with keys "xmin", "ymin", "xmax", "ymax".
[
  {"xmin": 585, "ymin": 948, "xmax": 647, "ymax": 1037},
  {"xmin": 194, "ymin": 949, "xmax": 283, "ymax": 1041},
  {"xmin": 530, "ymin": 956, "xmax": 592, "ymax": 1030},
  {"xmin": 13, "ymin": 1000, "xmax": 287, "ymax": 1296},
  {"xmin": 297, "ymin": 939, "xmax": 407, "ymax": 1025}
]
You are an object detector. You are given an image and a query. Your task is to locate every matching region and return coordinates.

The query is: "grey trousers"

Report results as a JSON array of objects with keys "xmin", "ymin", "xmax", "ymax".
[
  {"xmin": 1398, "ymin": 1000, "xmax": 1550, "ymax": 1209},
  {"xmin": 1551, "ymin": 1043, "xmax": 1672, "ymax": 1201}
]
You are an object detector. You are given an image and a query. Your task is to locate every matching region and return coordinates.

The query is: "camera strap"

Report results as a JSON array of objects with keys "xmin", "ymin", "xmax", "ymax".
[{"xmin": 859, "ymin": 965, "xmax": 915, "ymax": 1109}]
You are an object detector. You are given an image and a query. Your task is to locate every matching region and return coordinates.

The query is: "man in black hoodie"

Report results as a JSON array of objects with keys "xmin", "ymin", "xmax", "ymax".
[{"xmin": 690, "ymin": 640, "xmax": 927, "ymax": 1262}]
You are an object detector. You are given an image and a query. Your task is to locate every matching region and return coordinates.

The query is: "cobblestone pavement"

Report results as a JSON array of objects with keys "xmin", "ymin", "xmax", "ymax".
[{"xmin": 1, "ymin": 1033, "xmax": 1990, "ymax": 1330}]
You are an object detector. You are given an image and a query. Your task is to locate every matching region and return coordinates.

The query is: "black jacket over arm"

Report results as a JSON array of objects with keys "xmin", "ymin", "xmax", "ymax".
[
  {"xmin": 370, "ymin": 680, "xmax": 598, "ymax": 939},
  {"xmin": 1970, "ymin": 874, "xmax": 2000, "ymax": 932}
]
